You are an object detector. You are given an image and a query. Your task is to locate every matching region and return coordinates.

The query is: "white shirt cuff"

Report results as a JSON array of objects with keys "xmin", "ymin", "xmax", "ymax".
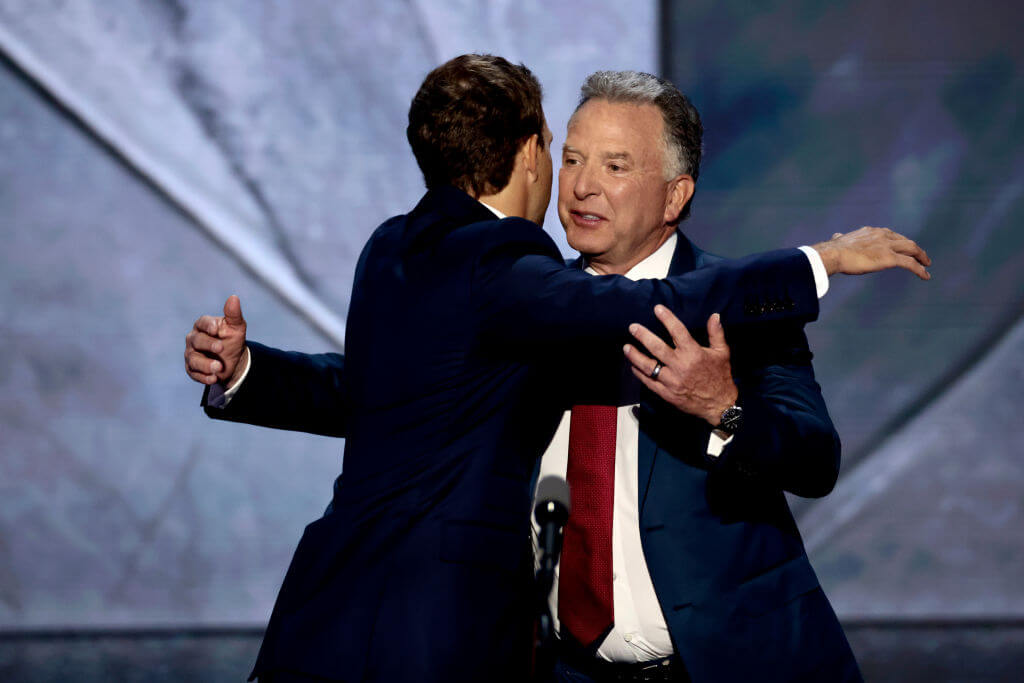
[
  {"xmin": 798, "ymin": 245, "xmax": 829, "ymax": 299},
  {"xmin": 206, "ymin": 347, "xmax": 252, "ymax": 409},
  {"xmin": 706, "ymin": 431, "xmax": 734, "ymax": 458}
]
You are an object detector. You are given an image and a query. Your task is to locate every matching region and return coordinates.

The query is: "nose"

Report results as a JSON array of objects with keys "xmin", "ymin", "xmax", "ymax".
[{"xmin": 572, "ymin": 163, "xmax": 599, "ymax": 200}]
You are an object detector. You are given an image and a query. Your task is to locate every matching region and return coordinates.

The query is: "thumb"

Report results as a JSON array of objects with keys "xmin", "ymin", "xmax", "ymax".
[
  {"xmin": 706, "ymin": 313, "xmax": 728, "ymax": 351},
  {"xmin": 223, "ymin": 295, "xmax": 246, "ymax": 328}
]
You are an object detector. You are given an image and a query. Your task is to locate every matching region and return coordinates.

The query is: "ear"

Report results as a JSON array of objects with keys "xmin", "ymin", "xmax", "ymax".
[
  {"xmin": 664, "ymin": 175, "xmax": 695, "ymax": 224},
  {"xmin": 520, "ymin": 133, "xmax": 541, "ymax": 180}
]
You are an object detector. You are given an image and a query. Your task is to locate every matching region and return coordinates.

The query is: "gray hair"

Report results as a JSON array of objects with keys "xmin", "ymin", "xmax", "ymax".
[{"xmin": 573, "ymin": 71, "xmax": 703, "ymax": 220}]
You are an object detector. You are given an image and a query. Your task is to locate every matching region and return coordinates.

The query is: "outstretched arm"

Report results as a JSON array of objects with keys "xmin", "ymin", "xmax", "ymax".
[
  {"xmin": 185, "ymin": 295, "xmax": 348, "ymax": 437},
  {"xmin": 473, "ymin": 218, "xmax": 820, "ymax": 360},
  {"xmin": 474, "ymin": 219, "xmax": 930, "ymax": 363},
  {"xmin": 201, "ymin": 341, "xmax": 349, "ymax": 438},
  {"xmin": 814, "ymin": 226, "xmax": 931, "ymax": 280}
]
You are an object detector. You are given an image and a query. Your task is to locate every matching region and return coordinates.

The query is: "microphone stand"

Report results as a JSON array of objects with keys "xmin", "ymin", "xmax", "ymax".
[{"xmin": 533, "ymin": 495, "xmax": 567, "ymax": 682}]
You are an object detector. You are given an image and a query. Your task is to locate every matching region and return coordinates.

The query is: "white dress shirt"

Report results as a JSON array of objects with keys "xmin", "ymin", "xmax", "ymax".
[{"xmin": 532, "ymin": 235, "xmax": 828, "ymax": 662}]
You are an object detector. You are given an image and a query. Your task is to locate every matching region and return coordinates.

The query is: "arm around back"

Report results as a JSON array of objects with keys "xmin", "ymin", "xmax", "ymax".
[
  {"xmin": 472, "ymin": 218, "xmax": 819, "ymax": 361},
  {"xmin": 202, "ymin": 341, "xmax": 348, "ymax": 438}
]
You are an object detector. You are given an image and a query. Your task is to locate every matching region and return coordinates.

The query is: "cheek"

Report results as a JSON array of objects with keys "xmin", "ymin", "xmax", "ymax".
[
  {"xmin": 629, "ymin": 185, "xmax": 665, "ymax": 222},
  {"xmin": 556, "ymin": 171, "xmax": 570, "ymax": 200},
  {"xmin": 556, "ymin": 190, "xmax": 570, "ymax": 217},
  {"xmin": 606, "ymin": 185, "xmax": 638, "ymax": 220}
]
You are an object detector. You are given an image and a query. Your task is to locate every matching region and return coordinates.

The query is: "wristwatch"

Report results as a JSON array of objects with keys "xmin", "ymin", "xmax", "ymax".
[{"xmin": 713, "ymin": 404, "xmax": 744, "ymax": 438}]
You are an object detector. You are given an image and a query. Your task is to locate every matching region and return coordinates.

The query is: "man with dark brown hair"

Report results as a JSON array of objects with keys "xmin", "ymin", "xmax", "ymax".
[
  {"xmin": 407, "ymin": 54, "xmax": 547, "ymax": 198},
  {"xmin": 185, "ymin": 55, "xmax": 928, "ymax": 682}
]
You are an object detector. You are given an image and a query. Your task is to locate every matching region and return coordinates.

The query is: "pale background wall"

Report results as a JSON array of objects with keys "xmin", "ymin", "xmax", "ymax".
[
  {"xmin": 1, "ymin": 0, "xmax": 1023, "ymax": 679},
  {"xmin": 0, "ymin": 0, "xmax": 657, "ymax": 630}
]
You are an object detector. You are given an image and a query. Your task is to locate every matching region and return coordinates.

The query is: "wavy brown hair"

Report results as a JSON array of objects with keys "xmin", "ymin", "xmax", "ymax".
[{"xmin": 407, "ymin": 54, "xmax": 545, "ymax": 197}]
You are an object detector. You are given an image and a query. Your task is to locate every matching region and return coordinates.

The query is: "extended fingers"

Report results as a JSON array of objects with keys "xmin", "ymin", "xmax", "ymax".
[
  {"xmin": 654, "ymin": 305, "xmax": 696, "ymax": 350},
  {"xmin": 896, "ymin": 253, "xmax": 931, "ymax": 280},
  {"xmin": 706, "ymin": 313, "xmax": 729, "ymax": 352},
  {"xmin": 890, "ymin": 236, "xmax": 932, "ymax": 266},
  {"xmin": 623, "ymin": 343, "xmax": 661, "ymax": 379},
  {"xmin": 629, "ymin": 322, "xmax": 673, "ymax": 361}
]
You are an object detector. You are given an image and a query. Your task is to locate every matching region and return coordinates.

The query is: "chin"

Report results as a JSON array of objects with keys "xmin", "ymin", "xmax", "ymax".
[{"xmin": 565, "ymin": 229, "xmax": 606, "ymax": 256}]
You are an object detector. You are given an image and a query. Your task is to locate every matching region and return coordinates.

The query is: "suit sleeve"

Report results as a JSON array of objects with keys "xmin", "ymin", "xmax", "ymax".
[
  {"xmin": 709, "ymin": 325, "xmax": 841, "ymax": 498},
  {"xmin": 472, "ymin": 218, "xmax": 819, "ymax": 356},
  {"xmin": 201, "ymin": 341, "xmax": 348, "ymax": 438}
]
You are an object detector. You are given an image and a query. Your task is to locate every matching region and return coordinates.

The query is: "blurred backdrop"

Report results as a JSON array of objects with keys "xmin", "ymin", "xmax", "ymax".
[{"xmin": 1, "ymin": 0, "xmax": 1022, "ymax": 680}]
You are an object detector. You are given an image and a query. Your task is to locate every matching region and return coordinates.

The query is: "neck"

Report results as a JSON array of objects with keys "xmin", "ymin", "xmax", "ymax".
[{"xmin": 476, "ymin": 181, "xmax": 528, "ymax": 220}]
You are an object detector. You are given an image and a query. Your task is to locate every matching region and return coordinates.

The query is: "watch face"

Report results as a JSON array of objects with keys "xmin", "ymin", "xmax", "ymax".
[{"xmin": 720, "ymin": 406, "xmax": 743, "ymax": 433}]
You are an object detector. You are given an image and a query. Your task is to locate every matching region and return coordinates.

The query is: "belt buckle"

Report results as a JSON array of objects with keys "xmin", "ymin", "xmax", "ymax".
[{"xmin": 636, "ymin": 658, "xmax": 671, "ymax": 682}]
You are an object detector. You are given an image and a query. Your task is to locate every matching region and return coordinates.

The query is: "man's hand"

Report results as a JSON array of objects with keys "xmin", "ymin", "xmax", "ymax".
[
  {"xmin": 184, "ymin": 295, "xmax": 248, "ymax": 387},
  {"xmin": 813, "ymin": 226, "xmax": 932, "ymax": 279},
  {"xmin": 623, "ymin": 306, "xmax": 738, "ymax": 426}
]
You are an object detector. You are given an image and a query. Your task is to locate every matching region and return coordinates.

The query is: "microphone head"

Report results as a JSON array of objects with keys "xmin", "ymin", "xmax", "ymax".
[{"xmin": 534, "ymin": 475, "xmax": 570, "ymax": 525}]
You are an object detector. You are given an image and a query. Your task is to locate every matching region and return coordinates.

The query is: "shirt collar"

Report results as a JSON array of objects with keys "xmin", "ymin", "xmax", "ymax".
[
  {"xmin": 585, "ymin": 232, "xmax": 678, "ymax": 281},
  {"xmin": 479, "ymin": 201, "xmax": 507, "ymax": 219}
]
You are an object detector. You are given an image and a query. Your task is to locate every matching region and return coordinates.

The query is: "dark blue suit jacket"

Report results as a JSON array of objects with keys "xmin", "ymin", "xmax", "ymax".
[
  {"xmin": 207, "ymin": 187, "xmax": 821, "ymax": 681},
  {"xmin": 605, "ymin": 234, "xmax": 861, "ymax": 682}
]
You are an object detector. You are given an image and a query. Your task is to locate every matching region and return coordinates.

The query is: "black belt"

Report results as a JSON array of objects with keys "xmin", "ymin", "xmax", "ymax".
[{"xmin": 557, "ymin": 646, "xmax": 689, "ymax": 682}]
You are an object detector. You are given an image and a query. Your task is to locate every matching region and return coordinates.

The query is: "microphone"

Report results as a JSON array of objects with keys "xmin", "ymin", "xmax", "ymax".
[
  {"xmin": 534, "ymin": 475, "xmax": 571, "ymax": 589},
  {"xmin": 533, "ymin": 475, "xmax": 570, "ymax": 669}
]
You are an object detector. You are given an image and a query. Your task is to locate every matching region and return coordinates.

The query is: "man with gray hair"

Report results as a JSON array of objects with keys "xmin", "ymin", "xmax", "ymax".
[{"xmin": 533, "ymin": 70, "xmax": 865, "ymax": 682}]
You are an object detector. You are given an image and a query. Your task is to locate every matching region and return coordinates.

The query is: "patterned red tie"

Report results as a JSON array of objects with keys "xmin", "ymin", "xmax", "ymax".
[{"xmin": 558, "ymin": 404, "xmax": 616, "ymax": 647}]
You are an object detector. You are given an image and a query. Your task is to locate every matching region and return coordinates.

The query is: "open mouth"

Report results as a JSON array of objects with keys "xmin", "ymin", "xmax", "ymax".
[{"xmin": 569, "ymin": 210, "xmax": 606, "ymax": 226}]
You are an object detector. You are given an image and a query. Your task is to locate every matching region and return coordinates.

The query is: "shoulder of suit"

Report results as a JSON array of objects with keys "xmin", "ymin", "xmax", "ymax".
[
  {"xmin": 690, "ymin": 241, "xmax": 725, "ymax": 267},
  {"xmin": 455, "ymin": 215, "xmax": 562, "ymax": 257}
]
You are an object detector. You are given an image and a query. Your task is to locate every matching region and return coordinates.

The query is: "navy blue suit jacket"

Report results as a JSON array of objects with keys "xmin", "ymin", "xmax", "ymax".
[
  {"xmin": 207, "ymin": 187, "xmax": 822, "ymax": 681},
  {"xmin": 604, "ymin": 234, "xmax": 861, "ymax": 682}
]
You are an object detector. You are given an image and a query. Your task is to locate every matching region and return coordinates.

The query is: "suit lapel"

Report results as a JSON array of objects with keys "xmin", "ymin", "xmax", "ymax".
[
  {"xmin": 637, "ymin": 230, "xmax": 697, "ymax": 513},
  {"xmin": 571, "ymin": 233, "xmax": 702, "ymax": 513},
  {"xmin": 667, "ymin": 230, "xmax": 699, "ymax": 275}
]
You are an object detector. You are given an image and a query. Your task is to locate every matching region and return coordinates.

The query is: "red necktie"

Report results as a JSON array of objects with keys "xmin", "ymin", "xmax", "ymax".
[{"xmin": 558, "ymin": 404, "xmax": 616, "ymax": 647}]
